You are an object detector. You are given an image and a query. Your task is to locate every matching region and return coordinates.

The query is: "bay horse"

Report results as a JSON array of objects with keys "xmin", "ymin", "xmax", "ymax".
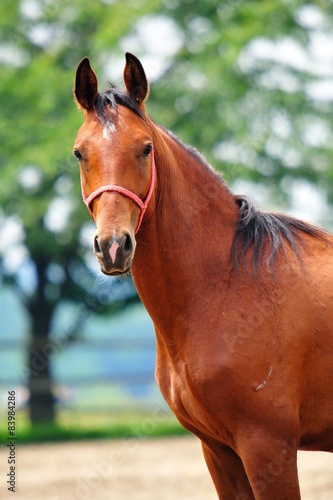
[{"xmin": 73, "ymin": 53, "xmax": 333, "ymax": 499}]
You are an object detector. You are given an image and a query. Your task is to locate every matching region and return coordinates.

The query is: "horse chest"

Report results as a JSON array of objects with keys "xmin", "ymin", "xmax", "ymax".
[
  {"xmin": 156, "ymin": 363, "xmax": 207, "ymax": 430},
  {"xmin": 155, "ymin": 357, "xmax": 229, "ymax": 440}
]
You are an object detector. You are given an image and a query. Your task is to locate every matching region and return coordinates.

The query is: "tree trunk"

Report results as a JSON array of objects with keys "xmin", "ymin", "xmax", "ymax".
[
  {"xmin": 28, "ymin": 331, "xmax": 55, "ymax": 424},
  {"xmin": 27, "ymin": 259, "xmax": 56, "ymax": 425}
]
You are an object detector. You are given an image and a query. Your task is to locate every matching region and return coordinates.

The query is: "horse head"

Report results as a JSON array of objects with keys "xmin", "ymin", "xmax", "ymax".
[{"xmin": 73, "ymin": 53, "xmax": 155, "ymax": 276}]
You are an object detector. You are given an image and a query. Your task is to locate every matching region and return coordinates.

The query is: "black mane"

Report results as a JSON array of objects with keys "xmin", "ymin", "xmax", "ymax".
[
  {"xmin": 231, "ymin": 195, "xmax": 328, "ymax": 271},
  {"xmin": 93, "ymin": 86, "xmax": 145, "ymax": 126}
]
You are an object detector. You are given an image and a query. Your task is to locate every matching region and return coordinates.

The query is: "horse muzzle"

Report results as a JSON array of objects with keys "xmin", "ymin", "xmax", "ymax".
[{"xmin": 93, "ymin": 231, "xmax": 136, "ymax": 276}]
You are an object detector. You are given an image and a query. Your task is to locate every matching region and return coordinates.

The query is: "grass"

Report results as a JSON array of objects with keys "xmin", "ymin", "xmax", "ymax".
[{"xmin": 0, "ymin": 409, "xmax": 189, "ymax": 445}]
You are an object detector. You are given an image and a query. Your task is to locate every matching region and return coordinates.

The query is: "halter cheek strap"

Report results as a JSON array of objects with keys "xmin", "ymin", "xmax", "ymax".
[{"xmin": 81, "ymin": 149, "xmax": 156, "ymax": 234}]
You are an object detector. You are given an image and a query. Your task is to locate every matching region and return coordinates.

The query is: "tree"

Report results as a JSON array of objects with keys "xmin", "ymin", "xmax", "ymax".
[
  {"xmin": 0, "ymin": 0, "xmax": 158, "ymax": 424},
  {"xmin": 1, "ymin": 0, "xmax": 333, "ymax": 423},
  {"xmin": 149, "ymin": 0, "xmax": 333, "ymax": 221}
]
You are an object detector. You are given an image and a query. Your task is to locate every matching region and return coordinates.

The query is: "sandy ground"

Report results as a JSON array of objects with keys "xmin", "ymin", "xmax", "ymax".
[{"xmin": 1, "ymin": 436, "xmax": 333, "ymax": 499}]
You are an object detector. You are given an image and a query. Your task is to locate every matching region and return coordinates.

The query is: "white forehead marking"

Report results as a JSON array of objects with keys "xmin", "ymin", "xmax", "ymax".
[{"xmin": 102, "ymin": 123, "xmax": 116, "ymax": 140}]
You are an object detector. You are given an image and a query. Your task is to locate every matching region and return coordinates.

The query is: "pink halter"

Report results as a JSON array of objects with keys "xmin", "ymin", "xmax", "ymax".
[{"xmin": 81, "ymin": 149, "xmax": 156, "ymax": 234}]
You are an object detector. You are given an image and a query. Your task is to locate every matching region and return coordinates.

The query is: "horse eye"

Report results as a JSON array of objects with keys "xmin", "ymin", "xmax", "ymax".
[
  {"xmin": 142, "ymin": 144, "xmax": 152, "ymax": 157},
  {"xmin": 73, "ymin": 149, "xmax": 82, "ymax": 161}
]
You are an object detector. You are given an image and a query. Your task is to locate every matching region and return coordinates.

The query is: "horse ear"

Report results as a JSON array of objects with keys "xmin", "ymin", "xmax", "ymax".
[
  {"xmin": 123, "ymin": 52, "xmax": 149, "ymax": 105},
  {"xmin": 74, "ymin": 57, "xmax": 98, "ymax": 110}
]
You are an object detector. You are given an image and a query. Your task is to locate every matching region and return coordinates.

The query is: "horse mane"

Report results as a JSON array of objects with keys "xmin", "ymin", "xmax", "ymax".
[
  {"xmin": 93, "ymin": 85, "xmax": 145, "ymax": 125},
  {"xmin": 163, "ymin": 130, "xmax": 329, "ymax": 273},
  {"xmin": 231, "ymin": 195, "xmax": 329, "ymax": 272}
]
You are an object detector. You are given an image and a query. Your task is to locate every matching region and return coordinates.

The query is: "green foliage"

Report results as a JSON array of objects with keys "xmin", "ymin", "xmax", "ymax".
[
  {"xmin": 0, "ymin": 0, "xmax": 160, "ymax": 306},
  {"xmin": 149, "ymin": 1, "xmax": 333, "ymax": 212}
]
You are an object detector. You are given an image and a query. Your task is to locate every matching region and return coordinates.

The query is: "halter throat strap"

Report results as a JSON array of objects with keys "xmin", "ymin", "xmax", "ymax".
[{"xmin": 81, "ymin": 150, "xmax": 156, "ymax": 234}]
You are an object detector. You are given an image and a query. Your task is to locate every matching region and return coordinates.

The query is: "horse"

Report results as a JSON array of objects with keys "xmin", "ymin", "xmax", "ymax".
[{"xmin": 73, "ymin": 52, "xmax": 333, "ymax": 499}]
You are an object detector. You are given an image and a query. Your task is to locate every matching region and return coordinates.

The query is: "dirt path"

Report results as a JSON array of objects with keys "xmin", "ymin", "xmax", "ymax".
[{"xmin": 1, "ymin": 436, "xmax": 333, "ymax": 499}]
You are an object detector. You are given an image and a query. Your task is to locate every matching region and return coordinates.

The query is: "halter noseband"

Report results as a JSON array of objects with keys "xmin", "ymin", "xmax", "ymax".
[{"xmin": 81, "ymin": 149, "xmax": 156, "ymax": 234}]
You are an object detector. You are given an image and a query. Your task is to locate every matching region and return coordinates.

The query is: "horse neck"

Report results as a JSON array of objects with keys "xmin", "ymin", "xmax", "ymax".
[{"xmin": 132, "ymin": 124, "xmax": 239, "ymax": 337}]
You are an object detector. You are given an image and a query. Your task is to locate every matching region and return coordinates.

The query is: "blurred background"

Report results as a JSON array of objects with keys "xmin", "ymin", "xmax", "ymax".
[{"xmin": 1, "ymin": 0, "xmax": 333, "ymax": 442}]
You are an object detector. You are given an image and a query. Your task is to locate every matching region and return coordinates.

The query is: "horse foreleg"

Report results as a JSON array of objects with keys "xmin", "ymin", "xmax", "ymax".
[
  {"xmin": 201, "ymin": 441, "xmax": 255, "ymax": 499},
  {"xmin": 238, "ymin": 434, "xmax": 301, "ymax": 500}
]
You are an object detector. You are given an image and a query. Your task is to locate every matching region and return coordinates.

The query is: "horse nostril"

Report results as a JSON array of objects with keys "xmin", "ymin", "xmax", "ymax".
[
  {"xmin": 123, "ymin": 233, "xmax": 133, "ymax": 256},
  {"xmin": 94, "ymin": 235, "xmax": 102, "ymax": 255}
]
